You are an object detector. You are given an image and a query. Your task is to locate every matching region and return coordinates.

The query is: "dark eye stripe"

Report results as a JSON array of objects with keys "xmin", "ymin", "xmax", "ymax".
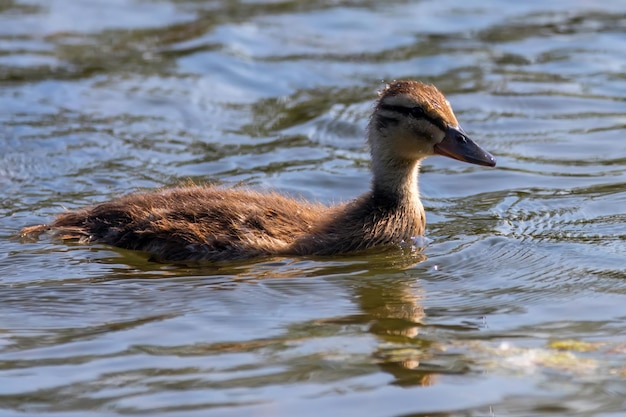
[{"xmin": 379, "ymin": 104, "xmax": 446, "ymax": 131}]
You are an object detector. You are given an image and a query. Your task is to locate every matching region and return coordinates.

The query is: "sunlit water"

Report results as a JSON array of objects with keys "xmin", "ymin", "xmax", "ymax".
[{"xmin": 1, "ymin": 1, "xmax": 625, "ymax": 416}]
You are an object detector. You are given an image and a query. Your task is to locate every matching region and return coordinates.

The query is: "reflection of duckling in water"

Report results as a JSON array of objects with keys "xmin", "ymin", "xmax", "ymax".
[{"xmin": 22, "ymin": 81, "xmax": 495, "ymax": 262}]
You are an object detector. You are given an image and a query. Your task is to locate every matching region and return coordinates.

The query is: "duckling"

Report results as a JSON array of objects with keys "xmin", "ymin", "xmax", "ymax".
[{"xmin": 21, "ymin": 81, "xmax": 495, "ymax": 262}]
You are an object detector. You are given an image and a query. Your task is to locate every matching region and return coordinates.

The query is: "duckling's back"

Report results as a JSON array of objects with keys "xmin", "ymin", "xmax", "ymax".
[{"xmin": 24, "ymin": 185, "xmax": 328, "ymax": 262}]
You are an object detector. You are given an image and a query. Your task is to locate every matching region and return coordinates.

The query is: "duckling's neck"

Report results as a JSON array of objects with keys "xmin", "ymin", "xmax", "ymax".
[{"xmin": 370, "ymin": 153, "xmax": 422, "ymax": 207}]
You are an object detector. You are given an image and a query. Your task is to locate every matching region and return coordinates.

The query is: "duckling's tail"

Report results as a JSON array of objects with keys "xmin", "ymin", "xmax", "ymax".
[
  {"xmin": 20, "ymin": 223, "xmax": 91, "ymax": 242},
  {"xmin": 20, "ymin": 224, "xmax": 51, "ymax": 240}
]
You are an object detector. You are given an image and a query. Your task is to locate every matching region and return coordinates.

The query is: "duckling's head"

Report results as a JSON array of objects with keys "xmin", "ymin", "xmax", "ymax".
[{"xmin": 369, "ymin": 80, "xmax": 496, "ymax": 167}]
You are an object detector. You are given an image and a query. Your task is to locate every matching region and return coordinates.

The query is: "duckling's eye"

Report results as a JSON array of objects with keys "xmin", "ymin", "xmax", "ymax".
[{"xmin": 410, "ymin": 107, "xmax": 425, "ymax": 118}]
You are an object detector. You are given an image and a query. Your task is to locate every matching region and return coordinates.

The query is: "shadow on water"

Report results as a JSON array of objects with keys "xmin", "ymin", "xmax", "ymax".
[{"xmin": 1, "ymin": 243, "xmax": 445, "ymax": 416}]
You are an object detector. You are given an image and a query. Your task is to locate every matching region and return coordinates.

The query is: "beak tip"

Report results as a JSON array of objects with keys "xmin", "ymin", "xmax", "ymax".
[{"xmin": 436, "ymin": 127, "xmax": 497, "ymax": 168}]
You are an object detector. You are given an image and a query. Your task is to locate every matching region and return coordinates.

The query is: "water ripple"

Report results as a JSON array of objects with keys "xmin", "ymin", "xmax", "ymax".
[{"xmin": 2, "ymin": 0, "xmax": 626, "ymax": 416}]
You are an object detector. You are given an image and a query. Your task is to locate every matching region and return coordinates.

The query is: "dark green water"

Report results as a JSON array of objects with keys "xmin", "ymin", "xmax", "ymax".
[{"xmin": 1, "ymin": 1, "xmax": 626, "ymax": 416}]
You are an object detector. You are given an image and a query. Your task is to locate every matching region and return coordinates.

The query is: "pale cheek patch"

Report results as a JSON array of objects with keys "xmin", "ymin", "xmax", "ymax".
[
  {"xmin": 429, "ymin": 125, "xmax": 445, "ymax": 143},
  {"xmin": 414, "ymin": 120, "xmax": 444, "ymax": 143}
]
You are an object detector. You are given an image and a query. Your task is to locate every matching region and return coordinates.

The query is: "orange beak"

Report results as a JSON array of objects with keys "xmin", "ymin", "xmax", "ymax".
[{"xmin": 434, "ymin": 126, "xmax": 496, "ymax": 167}]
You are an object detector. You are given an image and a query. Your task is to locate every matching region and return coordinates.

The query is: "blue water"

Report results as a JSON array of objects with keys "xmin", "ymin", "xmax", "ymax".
[{"xmin": 1, "ymin": 1, "xmax": 626, "ymax": 416}]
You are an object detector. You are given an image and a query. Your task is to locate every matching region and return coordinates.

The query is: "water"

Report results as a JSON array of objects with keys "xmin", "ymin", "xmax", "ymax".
[{"xmin": 1, "ymin": 0, "xmax": 626, "ymax": 416}]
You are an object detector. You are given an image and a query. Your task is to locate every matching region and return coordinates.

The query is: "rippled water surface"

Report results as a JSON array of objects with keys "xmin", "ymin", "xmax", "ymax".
[{"xmin": 2, "ymin": 1, "xmax": 626, "ymax": 416}]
